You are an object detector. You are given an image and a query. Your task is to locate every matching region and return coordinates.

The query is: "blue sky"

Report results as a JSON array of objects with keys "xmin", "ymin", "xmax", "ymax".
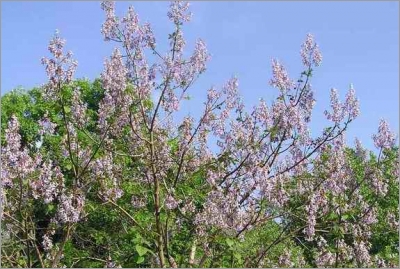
[{"xmin": 1, "ymin": 1, "xmax": 399, "ymax": 150}]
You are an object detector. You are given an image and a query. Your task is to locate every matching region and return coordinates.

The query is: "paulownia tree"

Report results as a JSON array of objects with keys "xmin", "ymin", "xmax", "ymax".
[{"xmin": 1, "ymin": 1, "xmax": 398, "ymax": 268}]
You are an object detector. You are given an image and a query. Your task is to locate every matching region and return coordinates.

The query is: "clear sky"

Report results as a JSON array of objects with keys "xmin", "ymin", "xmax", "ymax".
[{"xmin": 1, "ymin": 1, "xmax": 399, "ymax": 150}]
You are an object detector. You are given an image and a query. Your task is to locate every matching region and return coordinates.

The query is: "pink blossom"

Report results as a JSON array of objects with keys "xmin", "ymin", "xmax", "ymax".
[
  {"xmin": 362, "ymin": 207, "xmax": 378, "ymax": 225},
  {"xmin": 304, "ymin": 191, "xmax": 327, "ymax": 241},
  {"xmin": 173, "ymin": 29, "xmax": 185, "ymax": 55},
  {"xmin": 131, "ymin": 196, "xmax": 146, "ymax": 209},
  {"xmin": 4, "ymin": 2, "xmax": 397, "ymax": 267},
  {"xmin": 373, "ymin": 119, "xmax": 396, "ymax": 149},
  {"xmin": 387, "ymin": 213, "xmax": 398, "ymax": 230},
  {"xmin": 315, "ymin": 236, "xmax": 335, "ymax": 267},
  {"xmin": 42, "ymin": 234, "xmax": 53, "ymax": 252},
  {"xmin": 223, "ymin": 77, "xmax": 241, "ymax": 110},
  {"xmin": 38, "ymin": 112, "xmax": 57, "ymax": 135},
  {"xmin": 255, "ymin": 99, "xmax": 272, "ymax": 128},
  {"xmin": 162, "ymin": 87, "xmax": 180, "ymax": 112},
  {"xmin": 355, "ymin": 138, "xmax": 368, "ymax": 160},
  {"xmin": 165, "ymin": 194, "xmax": 180, "ymax": 210},
  {"xmin": 181, "ymin": 200, "xmax": 195, "ymax": 214},
  {"xmin": 101, "ymin": 1, "xmax": 119, "ymax": 41},
  {"xmin": 31, "ymin": 161, "xmax": 64, "ymax": 204},
  {"xmin": 98, "ymin": 48, "xmax": 129, "ymax": 131},
  {"xmin": 2, "ymin": 116, "xmax": 35, "ymax": 187},
  {"xmin": 371, "ymin": 169, "xmax": 388, "ymax": 196},
  {"xmin": 92, "ymin": 153, "xmax": 123, "ymax": 202},
  {"xmin": 71, "ymin": 87, "xmax": 88, "ymax": 127},
  {"xmin": 278, "ymin": 250, "xmax": 293, "ymax": 267},
  {"xmin": 376, "ymin": 258, "xmax": 387, "ymax": 268},
  {"xmin": 269, "ymin": 59, "xmax": 294, "ymax": 92},
  {"xmin": 337, "ymin": 239, "xmax": 354, "ymax": 263},
  {"xmin": 41, "ymin": 31, "xmax": 78, "ymax": 100},
  {"xmin": 300, "ymin": 33, "xmax": 322, "ymax": 67},
  {"xmin": 343, "ymin": 84, "xmax": 360, "ymax": 120},
  {"xmin": 101, "ymin": 48, "xmax": 128, "ymax": 97},
  {"xmin": 48, "ymin": 29, "xmax": 65, "ymax": 59},
  {"xmin": 324, "ymin": 88, "xmax": 344, "ymax": 123},
  {"xmin": 168, "ymin": 1, "xmax": 192, "ymax": 25},
  {"xmin": 57, "ymin": 192, "xmax": 85, "ymax": 223},
  {"xmin": 190, "ymin": 39, "xmax": 210, "ymax": 74},
  {"xmin": 354, "ymin": 241, "xmax": 371, "ymax": 267},
  {"xmin": 121, "ymin": 6, "xmax": 156, "ymax": 50}
]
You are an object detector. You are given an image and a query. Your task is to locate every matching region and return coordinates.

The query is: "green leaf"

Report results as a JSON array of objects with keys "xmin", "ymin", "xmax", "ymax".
[
  {"xmin": 137, "ymin": 256, "xmax": 145, "ymax": 264},
  {"xmin": 226, "ymin": 238, "xmax": 234, "ymax": 247},
  {"xmin": 234, "ymin": 252, "xmax": 242, "ymax": 262},
  {"xmin": 64, "ymin": 106, "xmax": 71, "ymax": 113},
  {"xmin": 47, "ymin": 204, "xmax": 55, "ymax": 213},
  {"xmin": 136, "ymin": 245, "xmax": 149, "ymax": 256},
  {"xmin": 269, "ymin": 126, "xmax": 278, "ymax": 140}
]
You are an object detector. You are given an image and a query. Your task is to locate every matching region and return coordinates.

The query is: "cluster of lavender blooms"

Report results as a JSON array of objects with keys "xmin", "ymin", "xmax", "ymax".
[
  {"xmin": 30, "ymin": 161, "xmax": 64, "ymax": 204},
  {"xmin": 57, "ymin": 192, "xmax": 85, "ymax": 223},
  {"xmin": 270, "ymin": 59, "xmax": 294, "ymax": 93},
  {"xmin": 278, "ymin": 250, "xmax": 293, "ymax": 267},
  {"xmin": 165, "ymin": 194, "xmax": 181, "ymax": 210},
  {"xmin": 71, "ymin": 88, "xmax": 88, "ymax": 128},
  {"xmin": 324, "ymin": 85, "xmax": 360, "ymax": 123},
  {"xmin": 38, "ymin": 112, "xmax": 57, "ymax": 136},
  {"xmin": 92, "ymin": 153, "xmax": 123, "ymax": 202},
  {"xmin": 2, "ymin": 117, "xmax": 86, "ymax": 217},
  {"xmin": 301, "ymin": 33, "xmax": 322, "ymax": 67},
  {"xmin": 98, "ymin": 48, "xmax": 129, "ymax": 132},
  {"xmin": 1, "ymin": 1, "xmax": 398, "ymax": 268},
  {"xmin": 373, "ymin": 119, "xmax": 397, "ymax": 149},
  {"xmin": 42, "ymin": 232, "xmax": 54, "ymax": 252},
  {"xmin": 2, "ymin": 116, "xmax": 36, "ymax": 188},
  {"xmin": 41, "ymin": 30, "xmax": 78, "ymax": 101}
]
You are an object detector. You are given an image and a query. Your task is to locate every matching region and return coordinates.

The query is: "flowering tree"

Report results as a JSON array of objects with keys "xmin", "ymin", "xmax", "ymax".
[{"xmin": 1, "ymin": 1, "xmax": 398, "ymax": 268}]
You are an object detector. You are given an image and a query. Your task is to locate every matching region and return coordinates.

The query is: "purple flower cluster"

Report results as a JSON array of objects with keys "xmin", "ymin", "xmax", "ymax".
[
  {"xmin": 98, "ymin": 48, "xmax": 129, "ymax": 131},
  {"xmin": 2, "ymin": 116, "xmax": 35, "ymax": 187},
  {"xmin": 354, "ymin": 241, "xmax": 372, "ymax": 267},
  {"xmin": 92, "ymin": 153, "xmax": 123, "ymax": 202},
  {"xmin": 71, "ymin": 88, "xmax": 88, "ymax": 128},
  {"xmin": 41, "ymin": 30, "xmax": 78, "ymax": 100},
  {"xmin": 300, "ymin": 33, "xmax": 322, "ymax": 67},
  {"xmin": 278, "ymin": 251, "xmax": 293, "ymax": 267},
  {"xmin": 167, "ymin": 1, "xmax": 192, "ymax": 25},
  {"xmin": 325, "ymin": 85, "xmax": 360, "ymax": 123},
  {"xmin": 165, "ymin": 194, "xmax": 180, "ymax": 210},
  {"xmin": 373, "ymin": 119, "xmax": 396, "ymax": 149},
  {"xmin": 31, "ymin": 161, "xmax": 64, "ymax": 204},
  {"xmin": 42, "ymin": 233, "xmax": 54, "ymax": 252},
  {"xmin": 269, "ymin": 59, "xmax": 294, "ymax": 93},
  {"xmin": 38, "ymin": 112, "xmax": 57, "ymax": 136},
  {"xmin": 57, "ymin": 192, "xmax": 85, "ymax": 223},
  {"xmin": 101, "ymin": 1, "xmax": 119, "ymax": 41},
  {"xmin": 304, "ymin": 191, "xmax": 327, "ymax": 241}
]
